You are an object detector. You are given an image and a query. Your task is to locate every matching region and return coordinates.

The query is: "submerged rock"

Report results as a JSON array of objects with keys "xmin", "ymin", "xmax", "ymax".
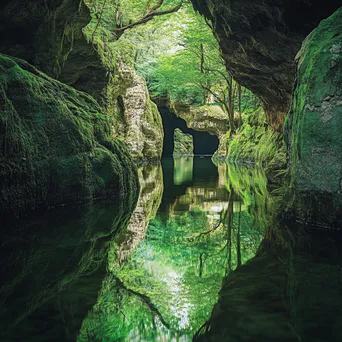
[
  {"xmin": 0, "ymin": 54, "xmax": 139, "ymax": 218},
  {"xmin": 173, "ymin": 128, "xmax": 194, "ymax": 156},
  {"xmin": 284, "ymin": 8, "xmax": 342, "ymax": 226}
]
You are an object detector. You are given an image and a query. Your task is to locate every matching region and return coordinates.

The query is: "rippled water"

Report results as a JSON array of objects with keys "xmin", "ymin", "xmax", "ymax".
[{"xmin": 2, "ymin": 157, "xmax": 340, "ymax": 342}]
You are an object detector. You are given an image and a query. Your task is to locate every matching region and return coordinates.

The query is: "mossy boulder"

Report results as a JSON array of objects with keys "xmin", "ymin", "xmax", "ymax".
[
  {"xmin": 1, "ymin": 0, "xmax": 164, "ymax": 162},
  {"xmin": 173, "ymin": 128, "xmax": 194, "ymax": 156},
  {"xmin": 284, "ymin": 8, "xmax": 342, "ymax": 226},
  {"xmin": 0, "ymin": 54, "xmax": 139, "ymax": 218}
]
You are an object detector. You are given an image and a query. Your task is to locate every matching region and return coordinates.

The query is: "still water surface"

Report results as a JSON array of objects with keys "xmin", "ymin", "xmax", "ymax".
[{"xmin": 2, "ymin": 157, "xmax": 340, "ymax": 341}]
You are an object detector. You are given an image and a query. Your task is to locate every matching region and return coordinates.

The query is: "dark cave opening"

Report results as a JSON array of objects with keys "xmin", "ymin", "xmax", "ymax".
[{"xmin": 159, "ymin": 107, "xmax": 219, "ymax": 157}]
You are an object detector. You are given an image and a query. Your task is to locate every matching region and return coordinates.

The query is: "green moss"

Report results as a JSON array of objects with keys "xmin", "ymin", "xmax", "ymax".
[
  {"xmin": 0, "ymin": 54, "xmax": 139, "ymax": 218},
  {"xmin": 286, "ymin": 8, "xmax": 342, "ymax": 197},
  {"xmin": 281, "ymin": 8, "xmax": 342, "ymax": 226},
  {"xmin": 173, "ymin": 128, "xmax": 194, "ymax": 156},
  {"xmin": 80, "ymin": 1, "xmax": 164, "ymax": 161},
  {"xmin": 213, "ymin": 107, "xmax": 287, "ymax": 171}
]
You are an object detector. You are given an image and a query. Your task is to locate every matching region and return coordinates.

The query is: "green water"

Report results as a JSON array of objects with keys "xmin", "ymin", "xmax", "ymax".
[
  {"xmin": 77, "ymin": 157, "xmax": 277, "ymax": 341},
  {"xmin": 3, "ymin": 157, "xmax": 340, "ymax": 342}
]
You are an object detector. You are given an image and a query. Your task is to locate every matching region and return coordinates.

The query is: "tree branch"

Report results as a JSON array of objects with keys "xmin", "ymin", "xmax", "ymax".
[
  {"xmin": 115, "ymin": 1, "xmax": 183, "ymax": 35},
  {"xmin": 115, "ymin": 277, "xmax": 171, "ymax": 330},
  {"xmin": 199, "ymin": 84, "xmax": 225, "ymax": 106},
  {"xmin": 190, "ymin": 210, "xmax": 228, "ymax": 240},
  {"xmin": 91, "ymin": 0, "xmax": 107, "ymax": 41}
]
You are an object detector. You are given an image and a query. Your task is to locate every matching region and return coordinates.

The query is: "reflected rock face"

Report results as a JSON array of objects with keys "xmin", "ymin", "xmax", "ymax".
[
  {"xmin": 0, "ymin": 199, "xmax": 136, "ymax": 341},
  {"xmin": 111, "ymin": 164, "xmax": 164, "ymax": 266},
  {"xmin": 174, "ymin": 157, "xmax": 194, "ymax": 185},
  {"xmin": 194, "ymin": 225, "xmax": 342, "ymax": 342}
]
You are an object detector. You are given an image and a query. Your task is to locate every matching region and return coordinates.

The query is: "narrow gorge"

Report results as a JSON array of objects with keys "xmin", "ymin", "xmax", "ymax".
[{"xmin": 0, "ymin": 1, "xmax": 341, "ymax": 341}]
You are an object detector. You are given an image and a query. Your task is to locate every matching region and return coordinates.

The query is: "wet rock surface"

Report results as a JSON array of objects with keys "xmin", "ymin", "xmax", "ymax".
[
  {"xmin": 0, "ymin": 54, "xmax": 139, "ymax": 218},
  {"xmin": 284, "ymin": 8, "xmax": 342, "ymax": 226},
  {"xmin": 191, "ymin": 0, "xmax": 341, "ymax": 128}
]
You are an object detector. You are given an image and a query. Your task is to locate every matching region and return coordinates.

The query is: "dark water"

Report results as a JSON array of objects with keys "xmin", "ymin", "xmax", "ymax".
[{"xmin": 1, "ymin": 157, "xmax": 341, "ymax": 341}]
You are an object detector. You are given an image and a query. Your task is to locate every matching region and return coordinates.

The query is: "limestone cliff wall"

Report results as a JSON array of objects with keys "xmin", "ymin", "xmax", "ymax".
[
  {"xmin": 0, "ymin": 0, "xmax": 164, "ymax": 161},
  {"xmin": 112, "ymin": 63, "xmax": 164, "ymax": 161},
  {"xmin": 173, "ymin": 128, "xmax": 194, "ymax": 156},
  {"xmin": 171, "ymin": 103, "xmax": 228, "ymax": 157},
  {"xmin": 191, "ymin": 0, "xmax": 340, "ymax": 129}
]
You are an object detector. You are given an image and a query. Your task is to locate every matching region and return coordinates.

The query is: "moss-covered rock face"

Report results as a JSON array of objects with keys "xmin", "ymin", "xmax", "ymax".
[
  {"xmin": 0, "ymin": 0, "xmax": 107, "ymax": 95},
  {"xmin": 112, "ymin": 62, "xmax": 164, "ymax": 161},
  {"xmin": 284, "ymin": 8, "xmax": 342, "ymax": 226},
  {"xmin": 220, "ymin": 108, "xmax": 287, "ymax": 171},
  {"xmin": 190, "ymin": 0, "xmax": 340, "ymax": 128},
  {"xmin": 0, "ymin": 54, "xmax": 139, "ymax": 218},
  {"xmin": 172, "ymin": 103, "xmax": 228, "ymax": 137},
  {"xmin": 171, "ymin": 103, "xmax": 227, "ymax": 156},
  {"xmin": 0, "ymin": 0, "xmax": 164, "ymax": 162},
  {"xmin": 173, "ymin": 128, "xmax": 194, "ymax": 156}
]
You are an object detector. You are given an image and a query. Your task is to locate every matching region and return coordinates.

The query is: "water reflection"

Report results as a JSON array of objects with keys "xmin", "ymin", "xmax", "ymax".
[
  {"xmin": 194, "ymin": 223, "xmax": 342, "ymax": 342},
  {"xmin": 0, "ymin": 199, "xmax": 136, "ymax": 342},
  {"xmin": 113, "ymin": 164, "xmax": 164, "ymax": 266},
  {"xmin": 174, "ymin": 157, "xmax": 194, "ymax": 185},
  {"xmin": 80, "ymin": 157, "xmax": 278, "ymax": 341},
  {"xmin": 2, "ymin": 157, "xmax": 309, "ymax": 342}
]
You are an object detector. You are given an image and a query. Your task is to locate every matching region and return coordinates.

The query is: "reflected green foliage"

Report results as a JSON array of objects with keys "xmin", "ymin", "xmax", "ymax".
[
  {"xmin": 219, "ymin": 163, "xmax": 277, "ymax": 228},
  {"xmin": 174, "ymin": 157, "xmax": 194, "ymax": 185},
  {"xmin": 78, "ymin": 275, "xmax": 189, "ymax": 342},
  {"xmin": 79, "ymin": 158, "xmax": 282, "ymax": 340}
]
